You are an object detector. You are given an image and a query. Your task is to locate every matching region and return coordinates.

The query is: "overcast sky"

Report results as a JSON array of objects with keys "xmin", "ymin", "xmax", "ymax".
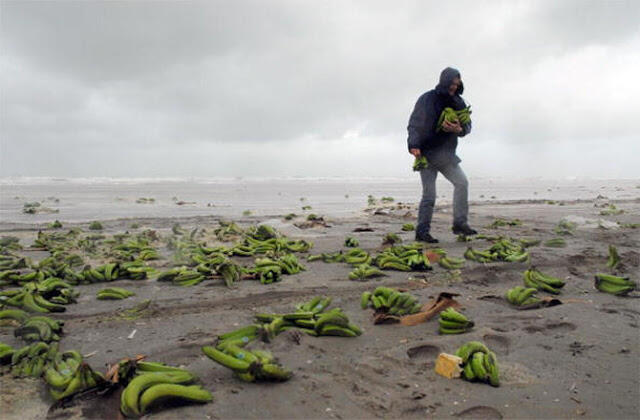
[{"xmin": 1, "ymin": 0, "xmax": 639, "ymax": 179}]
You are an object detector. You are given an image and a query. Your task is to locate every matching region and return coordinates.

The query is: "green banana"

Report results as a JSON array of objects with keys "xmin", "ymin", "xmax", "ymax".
[
  {"xmin": 138, "ymin": 384, "xmax": 212, "ymax": 415},
  {"xmin": 121, "ymin": 371, "xmax": 195, "ymax": 417},
  {"xmin": 455, "ymin": 341, "xmax": 489, "ymax": 364},
  {"xmin": 484, "ymin": 351, "xmax": 500, "ymax": 387},
  {"xmin": 201, "ymin": 346, "xmax": 251, "ymax": 372},
  {"xmin": 470, "ymin": 352, "xmax": 488, "ymax": 381}
]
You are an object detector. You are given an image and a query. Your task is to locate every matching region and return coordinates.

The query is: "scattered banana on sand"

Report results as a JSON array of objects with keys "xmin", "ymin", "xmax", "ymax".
[
  {"xmin": 97, "ymin": 287, "xmax": 135, "ymax": 300},
  {"xmin": 348, "ymin": 264, "xmax": 385, "ymax": 281},
  {"xmin": 523, "ymin": 268, "xmax": 565, "ymax": 294},
  {"xmin": 594, "ymin": 273, "xmax": 636, "ymax": 296},
  {"xmin": 606, "ymin": 245, "xmax": 620, "ymax": 269},
  {"xmin": 361, "ymin": 287, "xmax": 422, "ymax": 316},
  {"xmin": 505, "ymin": 286, "xmax": 541, "ymax": 307},
  {"xmin": 438, "ymin": 308, "xmax": 474, "ymax": 334}
]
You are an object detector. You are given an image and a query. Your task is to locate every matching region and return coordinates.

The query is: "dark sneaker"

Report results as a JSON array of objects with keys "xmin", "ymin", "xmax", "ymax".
[
  {"xmin": 415, "ymin": 232, "xmax": 439, "ymax": 243},
  {"xmin": 452, "ymin": 224, "xmax": 478, "ymax": 235}
]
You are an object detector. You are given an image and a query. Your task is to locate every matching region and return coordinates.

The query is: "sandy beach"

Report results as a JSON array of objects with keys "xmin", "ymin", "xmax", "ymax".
[{"xmin": 1, "ymin": 182, "xmax": 639, "ymax": 419}]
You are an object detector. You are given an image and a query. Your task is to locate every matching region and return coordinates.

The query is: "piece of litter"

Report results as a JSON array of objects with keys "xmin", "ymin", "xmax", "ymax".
[
  {"xmin": 128, "ymin": 329, "xmax": 137, "ymax": 339},
  {"xmin": 83, "ymin": 351, "xmax": 98, "ymax": 358}
]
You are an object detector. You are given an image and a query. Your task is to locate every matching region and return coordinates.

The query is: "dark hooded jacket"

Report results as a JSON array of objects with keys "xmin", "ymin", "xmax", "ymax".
[{"xmin": 407, "ymin": 67, "xmax": 471, "ymax": 169}]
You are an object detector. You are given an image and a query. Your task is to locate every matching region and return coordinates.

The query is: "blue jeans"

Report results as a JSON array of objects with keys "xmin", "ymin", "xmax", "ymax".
[{"xmin": 417, "ymin": 163, "xmax": 469, "ymax": 234}]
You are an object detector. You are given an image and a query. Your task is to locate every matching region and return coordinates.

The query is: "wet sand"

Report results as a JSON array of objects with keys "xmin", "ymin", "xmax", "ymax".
[{"xmin": 1, "ymin": 196, "xmax": 639, "ymax": 419}]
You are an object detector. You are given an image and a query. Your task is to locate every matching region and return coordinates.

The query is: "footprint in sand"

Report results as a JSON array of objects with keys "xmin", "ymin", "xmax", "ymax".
[
  {"xmin": 406, "ymin": 344, "xmax": 441, "ymax": 360},
  {"xmin": 482, "ymin": 334, "xmax": 512, "ymax": 355},
  {"xmin": 523, "ymin": 321, "xmax": 577, "ymax": 335},
  {"xmin": 455, "ymin": 405, "xmax": 503, "ymax": 419}
]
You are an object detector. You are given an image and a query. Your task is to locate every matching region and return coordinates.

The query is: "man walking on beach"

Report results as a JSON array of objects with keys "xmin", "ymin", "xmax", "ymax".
[{"xmin": 407, "ymin": 67, "xmax": 477, "ymax": 243}]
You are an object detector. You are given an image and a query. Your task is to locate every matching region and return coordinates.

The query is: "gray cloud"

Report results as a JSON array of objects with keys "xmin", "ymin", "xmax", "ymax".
[{"xmin": 1, "ymin": 0, "xmax": 640, "ymax": 177}]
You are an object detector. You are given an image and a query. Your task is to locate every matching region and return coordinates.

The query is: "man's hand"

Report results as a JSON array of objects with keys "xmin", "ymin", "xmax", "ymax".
[
  {"xmin": 442, "ymin": 120, "xmax": 463, "ymax": 134},
  {"xmin": 409, "ymin": 148, "xmax": 421, "ymax": 157}
]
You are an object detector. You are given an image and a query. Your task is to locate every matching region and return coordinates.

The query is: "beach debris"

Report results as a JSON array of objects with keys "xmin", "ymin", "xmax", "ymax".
[
  {"xmin": 353, "ymin": 227, "xmax": 374, "ymax": 232},
  {"xmin": 381, "ymin": 196, "xmax": 394, "ymax": 203},
  {"xmin": 344, "ymin": 237, "xmax": 359, "ymax": 247},
  {"xmin": 348, "ymin": 264, "xmax": 385, "ymax": 281},
  {"xmin": 594, "ymin": 274, "xmax": 636, "ymax": 296},
  {"xmin": 455, "ymin": 341, "xmax": 500, "ymax": 387},
  {"xmin": 438, "ymin": 307, "xmax": 474, "ymax": 334},
  {"xmin": 127, "ymin": 329, "xmax": 137, "ymax": 339},
  {"xmin": 176, "ymin": 200, "xmax": 196, "ymax": 206},
  {"xmin": 523, "ymin": 268, "xmax": 565, "ymax": 294},
  {"xmin": 301, "ymin": 205, "xmax": 312, "ymax": 210},
  {"xmin": 412, "ymin": 156, "xmax": 428, "ymax": 171},
  {"xmin": 606, "ymin": 245, "xmax": 621, "ymax": 269},
  {"xmin": 400, "ymin": 292, "xmax": 461, "ymax": 326},
  {"xmin": 135, "ymin": 197, "xmax": 155, "ymax": 204},
  {"xmin": 283, "ymin": 213, "xmax": 296, "ymax": 220},
  {"xmin": 308, "ymin": 248, "xmax": 371, "ymax": 265},
  {"xmin": 382, "ymin": 232, "xmax": 402, "ymax": 245},
  {"xmin": 435, "ymin": 353, "xmax": 463, "ymax": 378}
]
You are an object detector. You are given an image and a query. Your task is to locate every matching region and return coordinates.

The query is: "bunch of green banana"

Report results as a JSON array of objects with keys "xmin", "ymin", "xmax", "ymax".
[
  {"xmin": 246, "ymin": 259, "xmax": 283, "ymax": 285},
  {"xmin": 11, "ymin": 341, "xmax": 59, "ymax": 378},
  {"xmin": 214, "ymin": 221, "xmax": 244, "ymax": 241},
  {"xmin": 594, "ymin": 273, "xmax": 636, "ymax": 296},
  {"xmin": 348, "ymin": 264, "xmax": 385, "ymax": 281},
  {"xmin": 505, "ymin": 286, "xmax": 541, "ymax": 307},
  {"xmin": 0, "ymin": 308, "xmax": 29, "ymax": 325},
  {"xmin": 438, "ymin": 308, "xmax": 474, "ymax": 334},
  {"xmin": 606, "ymin": 245, "xmax": 621, "ymax": 269},
  {"xmin": 202, "ymin": 345, "xmax": 292, "ymax": 383},
  {"xmin": 374, "ymin": 244, "xmax": 430, "ymax": 271},
  {"xmin": 0, "ymin": 254, "xmax": 28, "ymax": 271},
  {"xmin": 0, "ymin": 342, "xmax": 15, "ymax": 364},
  {"xmin": 361, "ymin": 287, "xmax": 422, "ymax": 316},
  {"xmin": 436, "ymin": 106, "xmax": 471, "ymax": 131},
  {"xmin": 97, "ymin": 287, "xmax": 135, "ymax": 300},
  {"xmin": 0, "ymin": 269, "xmax": 45, "ymax": 287},
  {"xmin": 256, "ymin": 296, "xmax": 362, "ymax": 338},
  {"xmin": 344, "ymin": 237, "xmax": 359, "ymax": 247},
  {"xmin": 486, "ymin": 218, "xmax": 522, "ymax": 228},
  {"xmin": 217, "ymin": 260, "xmax": 242, "ymax": 287},
  {"xmin": 464, "ymin": 238, "xmax": 529, "ymax": 263},
  {"xmin": 3, "ymin": 284, "xmax": 74, "ymax": 313},
  {"xmin": 120, "ymin": 365, "xmax": 210, "ymax": 417},
  {"xmin": 307, "ymin": 251, "xmax": 344, "ymax": 263},
  {"xmin": 518, "ymin": 238, "xmax": 541, "ymax": 248},
  {"xmin": 455, "ymin": 341, "xmax": 499, "ymax": 387},
  {"xmin": 401, "ymin": 223, "xmax": 415, "ymax": 231},
  {"xmin": 46, "ymin": 360, "xmax": 105, "ymax": 400},
  {"xmin": 256, "ymin": 254, "xmax": 306, "ymax": 275},
  {"xmin": 438, "ymin": 256, "xmax": 466, "ymax": 270},
  {"xmin": 543, "ymin": 238, "xmax": 566, "ymax": 248},
  {"xmin": 343, "ymin": 248, "xmax": 371, "ymax": 265},
  {"xmin": 523, "ymin": 268, "xmax": 565, "ymax": 294},
  {"xmin": 216, "ymin": 324, "xmax": 262, "ymax": 350},
  {"xmin": 412, "ymin": 155, "xmax": 428, "ymax": 171},
  {"xmin": 156, "ymin": 267, "xmax": 205, "ymax": 286},
  {"xmin": 14, "ymin": 315, "xmax": 63, "ymax": 342}
]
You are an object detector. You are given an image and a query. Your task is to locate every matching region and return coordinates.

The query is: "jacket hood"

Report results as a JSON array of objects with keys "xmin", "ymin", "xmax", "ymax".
[{"xmin": 435, "ymin": 67, "xmax": 464, "ymax": 96}]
